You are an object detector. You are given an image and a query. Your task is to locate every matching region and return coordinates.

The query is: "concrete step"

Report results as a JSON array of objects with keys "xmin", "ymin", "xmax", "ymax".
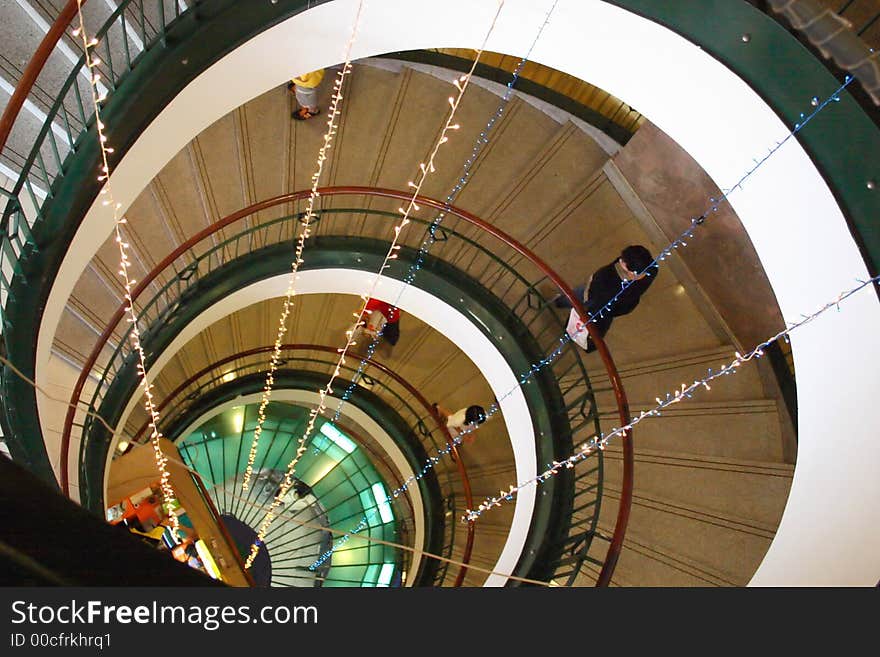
[
  {"xmin": 581, "ymin": 344, "xmax": 767, "ymax": 404},
  {"xmin": 594, "ymin": 482, "xmax": 777, "ymax": 586},
  {"xmin": 594, "ymin": 397, "xmax": 784, "ymax": 462},
  {"xmin": 600, "ymin": 444, "xmax": 792, "ymax": 528}
]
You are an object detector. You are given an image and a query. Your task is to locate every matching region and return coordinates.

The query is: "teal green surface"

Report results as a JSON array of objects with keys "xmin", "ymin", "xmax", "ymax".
[{"xmin": 179, "ymin": 402, "xmax": 399, "ymax": 587}]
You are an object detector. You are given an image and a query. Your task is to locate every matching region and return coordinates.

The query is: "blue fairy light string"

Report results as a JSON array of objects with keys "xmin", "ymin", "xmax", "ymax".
[
  {"xmin": 303, "ymin": 72, "xmax": 856, "ymax": 563},
  {"xmin": 328, "ymin": 0, "xmax": 561, "ymax": 428},
  {"xmin": 464, "ymin": 274, "xmax": 880, "ymax": 521},
  {"xmin": 441, "ymin": 73, "xmax": 859, "ymax": 441},
  {"xmin": 566, "ymin": 74, "xmax": 856, "ymax": 349},
  {"xmin": 310, "ymin": 517, "xmax": 369, "ymax": 570},
  {"xmin": 246, "ymin": 0, "xmax": 508, "ymax": 568},
  {"xmin": 305, "ymin": 2, "xmax": 563, "ymax": 569}
]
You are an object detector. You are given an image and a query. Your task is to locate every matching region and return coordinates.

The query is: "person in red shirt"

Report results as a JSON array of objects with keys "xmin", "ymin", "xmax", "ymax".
[{"xmin": 364, "ymin": 298, "xmax": 401, "ymax": 346}]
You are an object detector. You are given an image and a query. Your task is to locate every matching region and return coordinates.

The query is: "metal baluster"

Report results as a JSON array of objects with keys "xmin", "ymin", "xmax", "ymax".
[
  {"xmin": 857, "ymin": 11, "xmax": 879, "ymax": 36},
  {"xmin": 102, "ymin": 34, "xmax": 116, "ymax": 88},
  {"xmin": 157, "ymin": 0, "xmax": 166, "ymax": 43},
  {"xmin": 120, "ymin": 11, "xmax": 133, "ymax": 70},
  {"xmin": 71, "ymin": 78, "xmax": 88, "ymax": 126},
  {"xmin": 46, "ymin": 125, "xmax": 64, "ymax": 177},
  {"xmin": 23, "ymin": 180, "xmax": 41, "ymax": 223},
  {"xmin": 12, "ymin": 209, "xmax": 35, "ymax": 257},
  {"xmin": 59, "ymin": 102, "xmax": 76, "ymax": 151},
  {"xmin": 34, "ymin": 152, "xmax": 52, "ymax": 198},
  {"xmin": 137, "ymin": 0, "xmax": 148, "ymax": 45},
  {"xmin": 1, "ymin": 238, "xmax": 18, "ymax": 280}
]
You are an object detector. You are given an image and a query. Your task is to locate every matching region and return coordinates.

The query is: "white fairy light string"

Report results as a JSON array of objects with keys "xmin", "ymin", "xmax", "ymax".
[
  {"xmin": 243, "ymin": 0, "xmax": 508, "ymax": 570},
  {"xmin": 328, "ymin": 0, "xmax": 560, "ymax": 428},
  {"xmin": 71, "ymin": 1, "xmax": 179, "ymax": 532},
  {"xmin": 304, "ymin": 0, "xmax": 563, "ymax": 570},
  {"xmin": 398, "ymin": 72, "xmax": 859, "ymax": 481},
  {"xmin": 308, "ymin": 74, "xmax": 858, "ymax": 556},
  {"xmin": 240, "ymin": 0, "xmax": 366, "ymax": 492},
  {"xmin": 463, "ymin": 274, "xmax": 880, "ymax": 521}
]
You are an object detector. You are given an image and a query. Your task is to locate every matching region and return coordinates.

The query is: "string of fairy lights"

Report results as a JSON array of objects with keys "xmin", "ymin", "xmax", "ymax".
[
  {"xmin": 464, "ymin": 273, "xmax": 880, "ymax": 521},
  {"xmin": 305, "ymin": 0, "xmax": 563, "ymax": 571},
  {"xmin": 327, "ymin": 0, "xmax": 561, "ymax": 429},
  {"xmin": 304, "ymin": 74, "xmax": 859, "ymax": 564},
  {"xmin": 243, "ymin": 0, "xmax": 509, "ymax": 570},
  {"xmin": 310, "ymin": 517, "xmax": 369, "ymax": 570},
  {"xmin": 240, "ymin": 0, "xmax": 366, "ymax": 492},
  {"xmin": 72, "ymin": 0, "xmax": 179, "ymax": 533},
  {"xmin": 310, "ymin": 276, "xmax": 880, "ymax": 564}
]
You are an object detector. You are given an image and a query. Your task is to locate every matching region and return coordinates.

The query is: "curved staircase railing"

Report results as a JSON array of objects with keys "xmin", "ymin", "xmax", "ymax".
[
  {"xmin": 58, "ymin": 187, "xmax": 633, "ymax": 586},
  {"xmin": 0, "ymin": 0, "xmax": 188, "ymax": 225},
  {"xmin": 755, "ymin": 0, "xmax": 880, "ymax": 106}
]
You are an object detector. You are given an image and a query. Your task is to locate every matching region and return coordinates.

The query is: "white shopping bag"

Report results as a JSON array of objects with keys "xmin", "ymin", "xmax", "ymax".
[
  {"xmin": 565, "ymin": 309, "xmax": 591, "ymax": 350},
  {"xmin": 363, "ymin": 308, "xmax": 387, "ymax": 338}
]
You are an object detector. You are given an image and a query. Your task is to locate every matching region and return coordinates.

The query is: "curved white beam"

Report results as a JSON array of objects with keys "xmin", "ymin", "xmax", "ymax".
[
  {"xmin": 103, "ymin": 270, "xmax": 537, "ymax": 587},
  {"xmin": 38, "ymin": 0, "xmax": 880, "ymax": 584}
]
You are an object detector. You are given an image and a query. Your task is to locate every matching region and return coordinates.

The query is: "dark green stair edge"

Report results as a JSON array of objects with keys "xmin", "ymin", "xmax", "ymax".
[
  {"xmin": 155, "ymin": 368, "xmax": 444, "ymax": 587},
  {"xmin": 77, "ymin": 237, "xmax": 576, "ymax": 585}
]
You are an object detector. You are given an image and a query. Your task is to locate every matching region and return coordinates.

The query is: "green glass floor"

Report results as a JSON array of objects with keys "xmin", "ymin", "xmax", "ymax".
[{"xmin": 178, "ymin": 401, "xmax": 403, "ymax": 587}]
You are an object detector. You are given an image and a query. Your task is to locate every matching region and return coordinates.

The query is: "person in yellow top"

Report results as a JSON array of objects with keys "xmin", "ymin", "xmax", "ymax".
[{"xmin": 288, "ymin": 68, "xmax": 325, "ymax": 121}]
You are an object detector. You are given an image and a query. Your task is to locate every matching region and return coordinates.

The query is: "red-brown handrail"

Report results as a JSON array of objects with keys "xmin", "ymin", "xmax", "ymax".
[
  {"xmin": 189, "ymin": 468, "xmax": 257, "ymax": 587},
  {"xmin": 126, "ymin": 342, "xmax": 475, "ymax": 586},
  {"xmin": 0, "ymin": 0, "xmax": 87, "ymax": 156},
  {"xmin": 60, "ymin": 186, "xmax": 633, "ymax": 586}
]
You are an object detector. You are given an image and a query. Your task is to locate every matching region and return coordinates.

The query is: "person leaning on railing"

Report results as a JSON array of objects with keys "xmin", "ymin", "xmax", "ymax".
[
  {"xmin": 432, "ymin": 403, "xmax": 487, "ymax": 445},
  {"xmin": 350, "ymin": 297, "xmax": 402, "ymax": 359},
  {"xmin": 556, "ymin": 244, "xmax": 659, "ymax": 352}
]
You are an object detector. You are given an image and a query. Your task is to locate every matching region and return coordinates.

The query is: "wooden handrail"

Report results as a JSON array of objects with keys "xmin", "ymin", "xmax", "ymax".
[
  {"xmin": 0, "ymin": 0, "xmax": 87, "ymax": 156},
  {"xmin": 60, "ymin": 186, "xmax": 633, "ymax": 586},
  {"xmin": 189, "ymin": 468, "xmax": 257, "ymax": 587}
]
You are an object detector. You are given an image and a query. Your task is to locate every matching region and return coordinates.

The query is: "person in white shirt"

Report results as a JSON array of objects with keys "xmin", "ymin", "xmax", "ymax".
[{"xmin": 432, "ymin": 403, "xmax": 487, "ymax": 445}]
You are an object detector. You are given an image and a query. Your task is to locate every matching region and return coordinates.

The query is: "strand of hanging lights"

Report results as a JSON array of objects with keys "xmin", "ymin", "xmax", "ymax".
[
  {"xmin": 240, "ymin": 0, "xmax": 366, "ymax": 492},
  {"xmin": 306, "ymin": 73, "xmax": 857, "ymax": 559},
  {"xmin": 327, "ymin": 0, "xmax": 560, "ymax": 429},
  {"xmin": 243, "ymin": 0, "xmax": 508, "ymax": 571},
  {"xmin": 464, "ymin": 274, "xmax": 880, "ymax": 521},
  {"xmin": 562, "ymin": 76, "xmax": 856, "ymax": 341},
  {"xmin": 71, "ymin": 1, "xmax": 179, "ymax": 533},
  {"xmin": 304, "ymin": 0, "xmax": 562, "ymax": 571},
  {"xmin": 388, "ymin": 72, "xmax": 859, "ymax": 495}
]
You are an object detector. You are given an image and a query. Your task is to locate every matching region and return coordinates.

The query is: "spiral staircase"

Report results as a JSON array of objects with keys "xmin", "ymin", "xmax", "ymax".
[{"xmin": 1, "ymin": 0, "xmax": 878, "ymax": 587}]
